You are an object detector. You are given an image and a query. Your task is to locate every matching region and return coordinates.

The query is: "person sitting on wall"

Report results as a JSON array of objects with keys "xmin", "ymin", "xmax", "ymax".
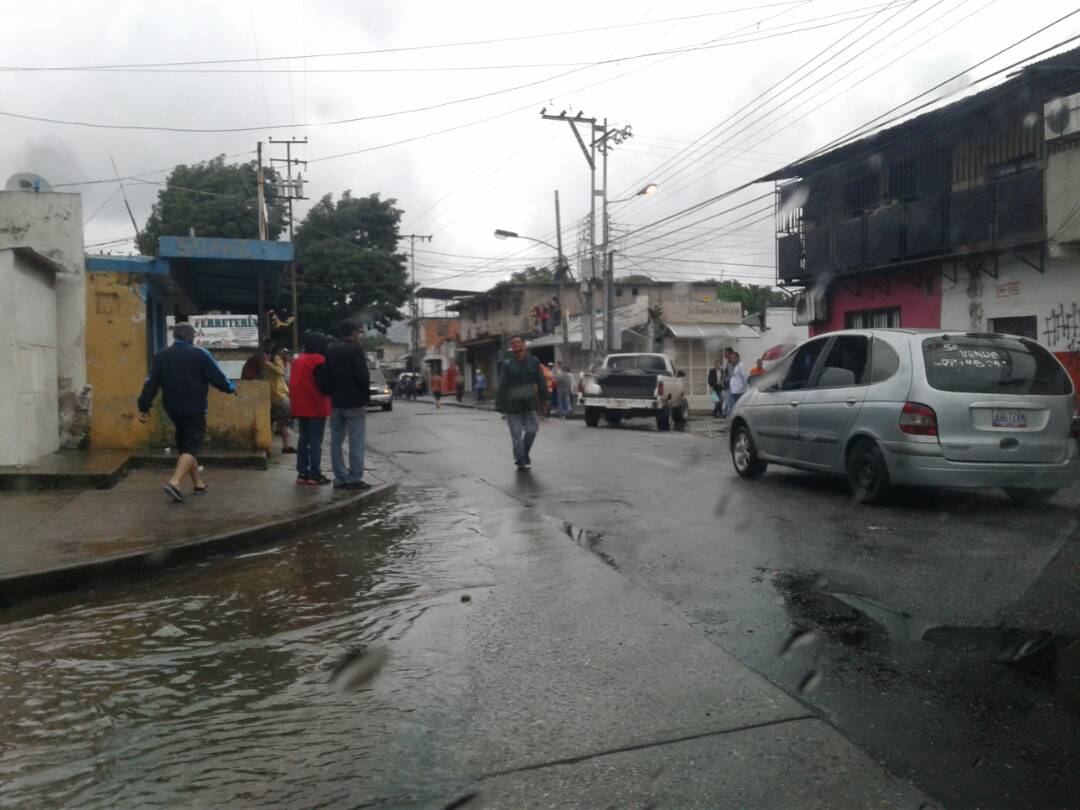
[{"xmin": 137, "ymin": 321, "xmax": 237, "ymax": 503}]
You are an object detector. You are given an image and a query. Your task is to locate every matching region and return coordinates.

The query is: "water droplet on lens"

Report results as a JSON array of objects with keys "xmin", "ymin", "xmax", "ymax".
[
  {"xmin": 798, "ymin": 669, "xmax": 823, "ymax": 695},
  {"xmin": 780, "ymin": 629, "xmax": 818, "ymax": 658},
  {"xmin": 460, "ymin": 594, "xmax": 472, "ymax": 603},
  {"xmin": 330, "ymin": 645, "xmax": 389, "ymax": 692}
]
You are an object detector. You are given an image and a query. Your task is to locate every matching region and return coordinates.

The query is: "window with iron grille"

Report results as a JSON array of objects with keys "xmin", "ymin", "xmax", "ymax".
[
  {"xmin": 887, "ymin": 159, "xmax": 917, "ymax": 200},
  {"xmin": 845, "ymin": 307, "xmax": 900, "ymax": 329},
  {"xmin": 845, "ymin": 172, "xmax": 881, "ymax": 213}
]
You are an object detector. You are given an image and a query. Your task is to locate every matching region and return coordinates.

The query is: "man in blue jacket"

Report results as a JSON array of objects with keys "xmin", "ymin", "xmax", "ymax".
[{"xmin": 138, "ymin": 322, "xmax": 237, "ymax": 502}]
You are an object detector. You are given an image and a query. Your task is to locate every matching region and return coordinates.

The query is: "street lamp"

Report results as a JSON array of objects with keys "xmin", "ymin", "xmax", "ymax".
[
  {"xmin": 493, "ymin": 229, "xmax": 560, "ymax": 253},
  {"xmin": 608, "ymin": 182, "xmax": 658, "ymax": 205}
]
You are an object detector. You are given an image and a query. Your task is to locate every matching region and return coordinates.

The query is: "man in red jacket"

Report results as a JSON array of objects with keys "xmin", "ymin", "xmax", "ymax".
[{"xmin": 289, "ymin": 331, "xmax": 332, "ymax": 485}]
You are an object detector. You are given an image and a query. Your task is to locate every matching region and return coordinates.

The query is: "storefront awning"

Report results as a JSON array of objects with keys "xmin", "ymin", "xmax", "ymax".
[{"xmin": 664, "ymin": 323, "xmax": 760, "ymax": 340}]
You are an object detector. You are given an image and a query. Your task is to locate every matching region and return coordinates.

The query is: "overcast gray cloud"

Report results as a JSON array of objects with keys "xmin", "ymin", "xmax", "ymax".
[{"xmin": 2, "ymin": 0, "xmax": 1077, "ymax": 302}]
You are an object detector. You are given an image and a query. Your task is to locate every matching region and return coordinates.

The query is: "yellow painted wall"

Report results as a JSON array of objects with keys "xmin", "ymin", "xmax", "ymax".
[
  {"xmin": 85, "ymin": 271, "xmax": 271, "ymax": 452},
  {"xmin": 85, "ymin": 272, "xmax": 149, "ymax": 449}
]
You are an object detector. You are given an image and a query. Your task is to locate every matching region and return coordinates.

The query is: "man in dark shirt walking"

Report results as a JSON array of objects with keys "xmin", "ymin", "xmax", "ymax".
[
  {"xmin": 495, "ymin": 335, "xmax": 546, "ymax": 470},
  {"xmin": 322, "ymin": 319, "xmax": 371, "ymax": 489},
  {"xmin": 137, "ymin": 322, "xmax": 236, "ymax": 502}
]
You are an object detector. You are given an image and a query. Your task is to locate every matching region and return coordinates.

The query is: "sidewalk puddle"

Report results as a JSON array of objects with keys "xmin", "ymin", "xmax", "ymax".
[{"xmin": 0, "ymin": 484, "xmax": 487, "ymax": 807}]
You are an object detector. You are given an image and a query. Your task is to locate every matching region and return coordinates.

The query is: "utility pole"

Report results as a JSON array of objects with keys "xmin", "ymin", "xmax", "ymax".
[
  {"xmin": 268, "ymin": 137, "xmax": 308, "ymax": 350},
  {"xmin": 540, "ymin": 110, "xmax": 631, "ymax": 361},
  {"xmin": 402, "ymin": 233, "xmax": 433, "ymax": 370},
  {"xmin": 554, "ymin": 190, "xmax": 569, "ymax": 355}
]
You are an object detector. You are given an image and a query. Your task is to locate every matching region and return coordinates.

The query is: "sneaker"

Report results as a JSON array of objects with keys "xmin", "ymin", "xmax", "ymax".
[
  {"xmin": 355, "ymin": 481, "xmax": 373, "ymax": 491},
  {"xmin": 163, "ymin": 483, "xmax": 185, "ymax": 503},
  {"xmin": 282, "ymin": 447, "xmax": 298, "ymax": 454},
  {"xmin": 333, "ymin": 480, "xmax": 352, "ymax": 488},
  {"xmin": 296, "ymin": 476, "xmax": 310, "ymax": 486},
  {"xmin": 312, "ymin": 475, "xmax": 332, "ymax": 486}
]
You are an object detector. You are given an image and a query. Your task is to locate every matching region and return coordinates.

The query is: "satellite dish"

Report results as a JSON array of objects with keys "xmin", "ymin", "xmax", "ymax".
[{"xmin": 5, "ymin": 172, "xmax": 53, "ymax": 193}]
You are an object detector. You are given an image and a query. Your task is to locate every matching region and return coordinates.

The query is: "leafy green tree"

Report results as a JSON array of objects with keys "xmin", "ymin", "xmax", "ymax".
[
  {"xmin": 714, "ymin": 279, "xmax": 792, "ymax": 315},
  {"xmin": 136, "ymin": 156, "xmax": 286, "ymax": 255},
  {"xmin": 294, "ymin": 191, "xmax": 409, "ymax": 334}
]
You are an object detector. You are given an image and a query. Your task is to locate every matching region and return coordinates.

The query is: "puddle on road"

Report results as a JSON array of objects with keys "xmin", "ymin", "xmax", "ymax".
[
  {"xmin": 0, "ymin": 486, "xmax": 486, "ymax": 808},
  {"xmin": 545, "ymin": 517, "xmax": 618, "ymax": 569},
  {"xmin": 773, "ymin": 572, "xmax": 1080, "ymax": 713}
]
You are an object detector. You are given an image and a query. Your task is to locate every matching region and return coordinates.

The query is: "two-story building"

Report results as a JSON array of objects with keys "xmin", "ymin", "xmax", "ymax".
[
  {"xmin": 441, "ymin": 279, "xmax": 764, "ymax": 410},
  {"xmin": 765, "ymin": 45, "xmax": 1080, "ymax": 385}
]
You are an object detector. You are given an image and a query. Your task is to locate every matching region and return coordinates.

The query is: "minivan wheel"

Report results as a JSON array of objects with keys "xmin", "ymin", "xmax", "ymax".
[
  {"xmin": 847, "ymin": 438, "xmax": 890, "ymax": 504},
  {"xmin": 731, "ymin": 425, "xmax": 768, "ymax": 478},
  {"xmin": 1004, "ymin": 487, "xmax": 1058, "ymax": 506}
]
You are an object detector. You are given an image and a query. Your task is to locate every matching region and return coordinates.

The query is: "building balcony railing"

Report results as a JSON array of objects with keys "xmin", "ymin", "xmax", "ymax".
[{"xmin": 778, "ymin": 169, "xmax": 1044, "ymax": 282}]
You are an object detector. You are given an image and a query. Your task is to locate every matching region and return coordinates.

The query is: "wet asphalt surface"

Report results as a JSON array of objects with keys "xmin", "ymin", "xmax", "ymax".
[
  {"xmin": 1, "ymin": 401, "xmax": 1076, "ymax": 808},
  {"xmin": 373, "ymin": 402, "xmax": 1079, "ymax": 810}
]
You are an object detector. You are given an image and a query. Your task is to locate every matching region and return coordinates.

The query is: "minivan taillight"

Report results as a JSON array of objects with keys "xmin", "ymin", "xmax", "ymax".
[{"xmin": 899, "ymin": 402, "xmax": 938, "ymax": 436}]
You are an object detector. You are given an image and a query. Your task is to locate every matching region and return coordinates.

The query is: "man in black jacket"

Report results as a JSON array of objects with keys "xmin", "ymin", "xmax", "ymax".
[
  {"xmin": 322, "ymin": 318, "xmax": 371, "ymax": 489},
  {"xmin": 137, "ymin": 322, "xmax": 237, "ymax": 502}
]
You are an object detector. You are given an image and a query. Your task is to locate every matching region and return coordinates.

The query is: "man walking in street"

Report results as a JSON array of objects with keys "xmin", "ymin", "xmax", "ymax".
[
  {"xmin": 137, "ymin": 321, "xmax": 236, "ymax": 502},
  {"xmin": 474, "ymin": 369, "xmax": 487, "ymax": 402},
  {"xmin": 322, "ymin": 319, "xmax": 371, "ymax": 490},
  {"xmin": 495, "ymin": 335, "xmax": 546, "ymax": 470}
]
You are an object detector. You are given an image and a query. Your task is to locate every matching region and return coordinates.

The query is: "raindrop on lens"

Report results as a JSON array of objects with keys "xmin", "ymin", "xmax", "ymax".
[{"xmin": 798, "ymin": 669, "xmax": 824, "ymax": 695}]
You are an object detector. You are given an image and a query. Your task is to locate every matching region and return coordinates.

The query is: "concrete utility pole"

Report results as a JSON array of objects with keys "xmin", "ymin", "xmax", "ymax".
[
  {"xmin": 268, "ymin": 137, "xmax": 308, "ymax": 350},
  {"xmin": 540, "ymin": 110, "xmax": 632, "ymax": 362},
  {"xmin": 554, "ymin": 190, "xmax": 569, "ymax": 353},
  {"xmin": 402, "ymin": 233, "xmax": 432, "ymax": 370}
]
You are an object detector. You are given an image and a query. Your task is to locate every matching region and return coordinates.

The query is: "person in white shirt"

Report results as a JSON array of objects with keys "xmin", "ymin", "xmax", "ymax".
[{"xmin": 725, "ymin": 348, "xmax": 748, "ymax": 415}]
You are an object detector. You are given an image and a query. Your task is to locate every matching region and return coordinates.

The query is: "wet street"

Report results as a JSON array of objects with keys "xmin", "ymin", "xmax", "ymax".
[{"xmin": 2, "ymin": 401, "xmax": 1078, "ymax": 808}]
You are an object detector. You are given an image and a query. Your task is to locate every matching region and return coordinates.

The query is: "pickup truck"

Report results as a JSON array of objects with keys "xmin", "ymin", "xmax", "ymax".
[{"xmin": 580, "ymin": 353, "xmax": 689, "ymax": 431}]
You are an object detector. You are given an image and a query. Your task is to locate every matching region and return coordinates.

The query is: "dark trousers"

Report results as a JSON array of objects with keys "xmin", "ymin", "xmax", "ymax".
[{"xmin": 296, "ymin": 416, "xmax": 327, "ymax": 479}]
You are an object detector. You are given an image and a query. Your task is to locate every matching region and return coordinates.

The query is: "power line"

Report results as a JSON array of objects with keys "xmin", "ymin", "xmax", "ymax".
[
  {"xmin": 0, "ymin": 6, "xmax": 908, "ymax": 135},
  {"xmin": 0, "ymin": 2, "xmax": 808, "ymax": 72}
]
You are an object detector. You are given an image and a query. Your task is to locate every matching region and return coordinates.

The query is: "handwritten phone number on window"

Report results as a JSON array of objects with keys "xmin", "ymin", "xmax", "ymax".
[{"xmin": 933, "ymin": 357, "xmax": 1008, "ymax": 369}]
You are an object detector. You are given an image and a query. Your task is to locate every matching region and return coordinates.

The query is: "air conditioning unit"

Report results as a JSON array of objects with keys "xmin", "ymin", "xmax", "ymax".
[
  {"xmin": 1044, "ymin": 93, "xmax": 1080, "ymax": 141},
  {"xmin": 793, "ymin": 289, "xmax": 827, "ymax": 325}
]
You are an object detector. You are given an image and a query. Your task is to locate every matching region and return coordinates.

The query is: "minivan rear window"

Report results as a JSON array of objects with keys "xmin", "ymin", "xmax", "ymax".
[{"xmin": 922, "ymin": 336, "xmax": 1073, "ymax": 395}]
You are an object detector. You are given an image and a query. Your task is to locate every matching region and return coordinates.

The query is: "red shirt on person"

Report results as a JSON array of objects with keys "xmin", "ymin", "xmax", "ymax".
[{"xmin": 290, "ymin": 352, "xmax": 331, "ymax": 418}]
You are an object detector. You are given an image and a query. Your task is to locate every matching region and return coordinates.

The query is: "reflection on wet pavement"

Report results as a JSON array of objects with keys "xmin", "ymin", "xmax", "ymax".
[{"xmin": 0, "ymin": 486, "xmax": 480, "ymax": 808}]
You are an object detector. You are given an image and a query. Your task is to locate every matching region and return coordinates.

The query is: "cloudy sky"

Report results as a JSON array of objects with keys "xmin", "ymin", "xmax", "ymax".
[{"xmin": 3, "ymin": 0, "xmax": 1078, "ymax": 306}]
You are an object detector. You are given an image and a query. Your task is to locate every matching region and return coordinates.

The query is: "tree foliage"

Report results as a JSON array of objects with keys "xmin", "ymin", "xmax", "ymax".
[
  {"xmin": 137, "ymin": 156, "xmax": 286, "ymax": 255},
  {"xmin": 713, "ymin": 279, "xmax": 791, "ymax": 315},
  {"xmin": 294, "ymin": 191, "xmax": 410, "ymax": 335}
]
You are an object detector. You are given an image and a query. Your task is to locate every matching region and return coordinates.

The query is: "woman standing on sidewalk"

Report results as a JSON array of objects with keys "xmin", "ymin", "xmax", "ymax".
[{"xmin": 290, "ymin": 332, "xmax": 332, "ymax": 485}]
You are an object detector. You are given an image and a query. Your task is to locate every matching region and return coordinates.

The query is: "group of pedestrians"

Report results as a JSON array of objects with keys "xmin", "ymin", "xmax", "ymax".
[
  {"xmin": 138, "ymin": 318, "xmax": 372, "ymax": 503},
  {"xmin": 708, "ymin": 347, "xmax": 749, "ymax": 419}
]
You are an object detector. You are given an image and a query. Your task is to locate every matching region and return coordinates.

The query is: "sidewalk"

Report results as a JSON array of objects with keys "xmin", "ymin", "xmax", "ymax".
[
  {"xmin": 405, "ymin": 394, "xmax": 730, "ymax": 436},
  {"xmin": 0, "ymin": 450, "xmax": 394, "ymax": 601}
]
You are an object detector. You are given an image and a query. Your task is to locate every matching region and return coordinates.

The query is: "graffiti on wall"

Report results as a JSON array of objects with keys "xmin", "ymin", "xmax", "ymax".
[{"xmin": 1042, "ymin": 302, "xmax": 1080, "ymax": 379}]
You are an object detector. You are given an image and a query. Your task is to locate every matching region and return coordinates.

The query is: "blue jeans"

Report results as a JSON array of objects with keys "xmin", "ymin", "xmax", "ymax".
[
  {"xmin": 558, "ymin": 389, "xmax": 574, "ymax": 417},
  {"xmin": 296, "ymin": 417, "xmax": 327, "ymax": 479},
  {"xmin": 330, "ymin": 407, "xmax": 366, "ymax": 484},
  {"xmin": 506, "ymin": 411, "xmax": 538, "ymax": 465}
]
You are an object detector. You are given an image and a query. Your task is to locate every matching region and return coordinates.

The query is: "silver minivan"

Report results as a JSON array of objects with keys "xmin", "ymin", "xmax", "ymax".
[{"xmin": 729, "ymin": 329, "xmax": 1079, "ymax": 504}]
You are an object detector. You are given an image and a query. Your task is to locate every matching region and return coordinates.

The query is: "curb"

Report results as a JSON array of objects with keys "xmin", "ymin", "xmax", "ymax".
[{"xmin": 0, "ymin": 481, "xmax": 397, "ymax": 605}]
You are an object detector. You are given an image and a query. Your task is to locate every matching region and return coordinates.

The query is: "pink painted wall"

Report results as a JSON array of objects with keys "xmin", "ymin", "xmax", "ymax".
[{"xmin": 811, "ymin": 268, "xmax": 942, "ymax": 336}]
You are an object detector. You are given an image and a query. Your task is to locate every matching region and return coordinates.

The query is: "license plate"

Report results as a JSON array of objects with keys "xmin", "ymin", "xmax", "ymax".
[{"xmin": 992, "ymin": 409, "xmax": 1027, "ymax": 428}]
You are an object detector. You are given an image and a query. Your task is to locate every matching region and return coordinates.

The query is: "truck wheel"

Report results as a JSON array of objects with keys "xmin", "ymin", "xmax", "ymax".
[
  {"xmin": 672, "ymin": 401, "xmax": 689, "ymax": 424},
  {"xmin": 604, "ymin": 414, "xmax": 623, "ymax": 426},
  {"xmin": 656, "ymin": 406, "xmax": 672, "ymax": 431},
  {"xmin": 584, "ymin": 407, "xmax": 601, "ymax": 427}
]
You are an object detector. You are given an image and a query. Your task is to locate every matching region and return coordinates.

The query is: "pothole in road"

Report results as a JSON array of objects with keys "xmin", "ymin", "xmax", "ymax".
[{"xmin": 773, "ymin": 571, "xmax": 1080, "ymax": 710}]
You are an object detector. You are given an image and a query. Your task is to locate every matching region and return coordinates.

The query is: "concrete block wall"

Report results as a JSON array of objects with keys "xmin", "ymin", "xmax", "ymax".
[{"xmin": 0, "ymin": 191, "xmax": 88, "ymax": 452}]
